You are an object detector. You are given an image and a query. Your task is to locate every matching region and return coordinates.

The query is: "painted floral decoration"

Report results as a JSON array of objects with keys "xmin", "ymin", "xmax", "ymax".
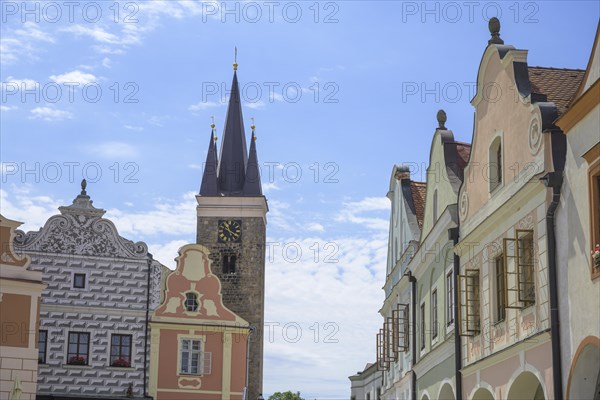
[
  {"xmin": 592, "ymin": 244, "xmax": 600, "ymax": 267},
  {"xmin": 68, "ymin": 356, "xmax": 86, "ymax": 365},
  {"xmin": 112, "ymin": 357, "xmax": 131, "ymax": 368}
]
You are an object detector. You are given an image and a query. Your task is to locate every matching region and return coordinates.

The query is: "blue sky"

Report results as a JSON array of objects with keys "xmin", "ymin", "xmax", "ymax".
[{"xmin": 1, "ymin": 1, "xmax": 599, "ymax": 398}]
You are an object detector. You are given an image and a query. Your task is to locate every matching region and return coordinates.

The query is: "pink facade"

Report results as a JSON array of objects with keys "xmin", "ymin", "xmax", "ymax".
[{"xmin": 150, "ymin": 244, "xmax": 250, "ymax": 400}]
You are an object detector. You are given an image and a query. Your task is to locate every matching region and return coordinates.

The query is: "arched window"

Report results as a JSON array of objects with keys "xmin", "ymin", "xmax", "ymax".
[
  {"xmin": 223, "ymin": 254, "xmax": 237, "ymax": 274},
  {"xmin": 489, "ymin": 137, "xmax": 502, "ymax": 192},
  {"xmin": 185, "ymin": 293, "xmax": 198, "ymax": 312}
]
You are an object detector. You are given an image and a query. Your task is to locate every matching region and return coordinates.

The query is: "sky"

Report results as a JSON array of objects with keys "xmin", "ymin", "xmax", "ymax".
[{"xmin": 1, "ymin": 1, "xmax": 599, "ymax": 398}]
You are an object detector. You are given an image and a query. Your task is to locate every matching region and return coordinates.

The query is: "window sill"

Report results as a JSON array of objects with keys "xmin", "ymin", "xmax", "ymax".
[
  {"xmin": 177, "ymin": 373, "xmax": 204, "ymax": 377},
  {"xmin": 62, "ymin": 364, "xmax": 91, "ymax": 369}
]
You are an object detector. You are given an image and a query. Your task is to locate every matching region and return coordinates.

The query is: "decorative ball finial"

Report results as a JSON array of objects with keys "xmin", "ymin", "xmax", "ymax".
[
  {"xmin": 250, "ymin": 117, "xmax": 255, "ymax": 133},
  {"xmin": 437, "ymin": 109, "xmax": 447, "ymax": 129},
  {"xmin": 81, "ymin": 179, "xmax": 87, "ymax": 195},
  {"xmin": 233, "ymin": 46, "xmax": 238, "ymax": 71},
  {"xmin": 488, "ymin": 17, "xmax": 504, "ymax": 45},
  {"xmin": 210, "ymin": 116, "xmax": 215, "ymax": 130}
]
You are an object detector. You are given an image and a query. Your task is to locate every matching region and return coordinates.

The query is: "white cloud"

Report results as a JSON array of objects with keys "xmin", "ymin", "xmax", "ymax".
[
  {"xmin": 29, "ymin": 107, "xmax": 73, "ymax": 121},
  {"xmin": 0, "ymin": 187, "xmax": 63, "ymax": 233},
  {"xmin": 92, "ymin": 142, "xmax": 139, "ymax": 158},
  {"xmin": 188, "ymin": 101, "xmax": 225, "ymax": 112},
  {"xmin": 102, "ymin": 57, "xmax": 112, "ymax": 68},
  {"xmin": 124, "ymin": 125, "xmax": 144, "ymax": 132},
  {"xmin": 0, "ymin": 22, "xmax": 55, "ymax": 65},
  {"xmin": 50, "ymin": 70, "xmax": 97, "ymax": 85},
  {"xmin": 105, "ymin": 192, "xmax": 197, "ymax": 237},
  {"xmin": 188, "ymin": 164, "xmax": 203, "ymax": 170},
  {"xmin": 246, "ymin": 100, "xmax": 266, "ymax": 110},
  {"xmin": 0, "ymin": 105, "xmax": 18, "ymax": 112},
  {"xmin": 336, "ymin": 196, "xmax": 390, "ymax": 231},
  {"xmin": 262, "ymin": 182, "xmax": 280, "ymax": 193},
  {"xmin": 305, "ymin": 222, "xmax": 325, "ymax": 232},
  {"xmin": 148, "ymin": 239, "xmax": 189, "ymax": 269},
  {"xmin": 264, "ymin": 234, "xmax": 387, "ymax": 397},
  {"xmin": 2, "ymin": 77, "xmax": 39, "ymax": 91},
  {"xmin": 14, "ymin": 22, "xmax": 55, "ymax": 44},
  {"xmin": 61, "ymin": 25, "xmax": 123, "ymax": 45}
]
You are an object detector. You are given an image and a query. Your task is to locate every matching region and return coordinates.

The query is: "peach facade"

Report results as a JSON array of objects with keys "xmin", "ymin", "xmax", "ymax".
[
  {"xmin": 149, "ymin": 244, "xmax": 250, "ymax": 400},
  {"xmin": 0, "ymin": 215, "xmax": 46, "ymax": 400}
]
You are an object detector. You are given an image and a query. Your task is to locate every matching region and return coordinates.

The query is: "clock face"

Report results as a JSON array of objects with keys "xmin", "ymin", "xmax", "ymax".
[{"xmin": 218, "ymin": 220, "xmax": 242, "ymax": 243}]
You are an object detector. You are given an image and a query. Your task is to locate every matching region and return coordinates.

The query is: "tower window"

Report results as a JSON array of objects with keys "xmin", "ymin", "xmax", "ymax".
[
  {"xmin": 223, "ymin": 254, "xmax": 237, "ymax": 274},
  {"xmin": 185, "ymin": 293, "xmax": 199, "ymax": 312}
]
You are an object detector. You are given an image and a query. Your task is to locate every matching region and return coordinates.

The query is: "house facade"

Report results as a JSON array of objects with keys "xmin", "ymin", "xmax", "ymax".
[
  {"xmin": 349, "ymin": 363, "xmax": 382, "ymax": 400},
  {"xmin": 411, "ymin": 113, "xmax": 470, "ymax": 400},
  {"xmin": 13, "ymin": 183, "xmax": 166, "ymax": 399},
  {"xmin": 555, "ymin": 22, "xmax": 600, "ymax": 400},
  {"xmin": 149, "ymin": 244, "xmax": 251, "ymax": 400},
  {"xmin": 455, "ymin": 18, "xmax": 584, "ymax": 400},
  {"xmin": 0, "ymin": 215, "xmax": 46, "ymax": 400}
]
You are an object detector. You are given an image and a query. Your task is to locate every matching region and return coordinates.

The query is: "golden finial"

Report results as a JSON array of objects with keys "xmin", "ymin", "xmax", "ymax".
[
  {"xmin": 233, "ymin": 47, "xmax": 238, "ymax": 71},
  {"xmin": 250, "ymin": 117, "xmax": 255, "ymax": 132},
  {"xmin": 210, "ymin": 116, "xmax": 215, "ymax": 130}
]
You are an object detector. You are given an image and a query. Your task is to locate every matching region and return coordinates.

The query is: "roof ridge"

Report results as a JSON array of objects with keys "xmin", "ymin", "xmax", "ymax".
[{"xmin": 528, "ymin": 65, "xmax": 585, "ymax": 72}]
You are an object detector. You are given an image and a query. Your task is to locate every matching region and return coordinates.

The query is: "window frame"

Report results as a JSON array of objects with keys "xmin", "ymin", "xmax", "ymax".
[
  {"xmin": 431, "ymin": 289, "xmax": 438, "ymax": 341},
  {"xmin": 184, "ymin": 292, "xmax": 199, "ymax": 312},
  {"xmin": 458, "ymin": 269, "xmax": 481, "ymax": 336},
  {"xmin": 110, "ymin": 334, "xmax": 132, "ymax": 368},
  {"xmin": 38, "ymin": 330, "xmax": 48, "ymax": 364},
  {"xmin": 222, "ymin": 253, "xmax": 237, "ymax": 274},
  {"xmin": 67, "ymin": 331, "xmax": 90, "ymax": 365},
  {"xmin": 489, "ymin": 136, "xmax": 503, "ymax": 193},
  {"xmin": 420, "ymin": 302, "xmax": 426, "ymax": 350},
  {"xmin": 73, "ymin": 272, "xmax": 86, "ymax": 289},
  {"xmin": 589, "ymin": 159, "xmax": 600, "ymax": 279},
  {"xmin": 446, "ymin": 271, "xmax": 454, "ymax": 327},
  {"xmin": 179, "ymin": 338, "xmax": 203, "ymax": 375},
  {"xmin": 495, "ymin": 255, "xmax": 506, "ymax": 323}
]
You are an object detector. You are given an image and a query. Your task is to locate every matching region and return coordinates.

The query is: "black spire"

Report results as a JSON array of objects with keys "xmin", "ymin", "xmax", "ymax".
[
  {"xmin": 217, "ymin": 70, "xmax": 248, "ymax": 194},
  {"xmin": 200, "ymin": 129, "xmax": 219, "ymax": 196},
  {"xmin": 243, "ymin": 126, "xmax": 262, "ymax": 196}
]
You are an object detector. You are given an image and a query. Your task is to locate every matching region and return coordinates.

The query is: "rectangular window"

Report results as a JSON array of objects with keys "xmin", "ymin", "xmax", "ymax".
[
  {"xmin": 110, "ymin": 334, "xmax": 132, "ymax": 367},
  {"xmin": 394, "ymin": 303, "xmax": 410, "ymax": 351},
  {"xmin": 431, "ymin": 290, "xmax": 438, "ymax": 340},
  {"xmin": 67, "ymin": 332, "xmax": 89, "ymax": 365},
  {"xmin": 420, "ymin": 303, "xmax": 426, "ymax": 350},
  {"xmin": 518, "ymin": 231, "xmax": 535, "ymax": 305},
  {"xmin": 38, "ymin": 330, "xmax": 47, "ymax": 364},
  {"xmin": 73, "ymin": 273, "xmax": 86, "ymax": 289},
  {"xmin": 458, "ymin": 270, "xmax": 481, "ymax": 336},
  {"xmin": 446, "ymin": 272, "xmax": 454, "ymax": 326},
  {"xmin": 590, "ymin": 161, "xmax": 600, "ymax": 277},
  {"xmin": 180, "ymin": 338, "xmax": 205, "ymax": 375},
  {"xmin": 495, "ymin": 256, "xmax": 506, "ymax": 322}
]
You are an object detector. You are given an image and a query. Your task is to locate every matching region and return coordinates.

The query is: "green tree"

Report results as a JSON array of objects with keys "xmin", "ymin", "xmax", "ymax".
[{"xmin": 267, "ymin": 391, "xmax": 304, "ymax": 400}]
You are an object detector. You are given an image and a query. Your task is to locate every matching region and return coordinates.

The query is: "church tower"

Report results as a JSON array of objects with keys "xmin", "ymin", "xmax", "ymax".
[{"xmin": 196, "ymin": 57, "xmax": 268, "ymax": 400}]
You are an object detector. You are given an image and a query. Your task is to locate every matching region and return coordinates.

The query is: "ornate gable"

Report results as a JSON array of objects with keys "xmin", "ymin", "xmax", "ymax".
[{"xmin": 13, "ymin": 181, "xmax": 148, "ymax": 259}]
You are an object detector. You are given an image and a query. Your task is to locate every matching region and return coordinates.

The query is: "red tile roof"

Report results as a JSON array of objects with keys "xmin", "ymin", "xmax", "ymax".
[
  {"xmin": 410, "ymin": 181, "xmax": 427, "ymax": 229},
  {"xmin": 528, "ymin": 66, "xmax": 585, "ymax": 117}
]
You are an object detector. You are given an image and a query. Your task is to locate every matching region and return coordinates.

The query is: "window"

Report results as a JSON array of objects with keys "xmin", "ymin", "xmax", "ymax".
[
  {"xmin": 431, "ymin": 290, "xmax": 438, "ymax": 340},
  {"xmin": 73, "ymin": 273, "xmax": 86, "ymax": 289},
  {"xmin": 222, "ymin": 254, "xmax": 236, "ymax": 274},
  {"xmin": 38, "ymin": 330, "xmax": 47, "ymax": 364},
  {"xmin": 377, "ymin": 387, "xmax": 381, "ymax": 400},
  {"xmin": 433, "ymin": 189, "xmax": 438, "ymax": 223},
  {"xmin": 495, "ymin": 256, "xmax": 506, "ymax": 322},
  {"xmin": 180, "ymin": 338, "xmax": 211, "ymax": 375},
  {"xmin": 518, "ymin": 231, "xmax": 535, "ymax": 305},
  {"xmin": 367, "ymin": 394, "xmax": 371, "ymax": 400},
  {"xmin": 185, "ymin": 293, "xmax": 199, "ymax": 312},
  {"xmin": 446, "ymin": 272, "xmax": 454, "ymax": 326},
  {"xmin": 67, "ymin": 332, "xmax": 89, "ymax": 365},
  {"xmin": 420, "ymin": 303, "xmax": 426, "ymax": 350},
  {"xmin": 458, "ymin": 270, "xmax": 481, "ymax": 336},
  {"xmin": 503, "ymin": 230, "xmax": 536, "ymax": 308},
  {"xmin": 489, "ymin": 137, "xmax": 502, "ymax": 192},
  {"xmin": 589, "ymin": 160, "xmax": 600, "ymax": 277},
  {"xmin": 395, "ymin": 303, "xmax": 410, "ymax": 351},
  {"xmin": 376, "ymin": 328, "xmax": 388, "ymax": 371},
  {"xmin": 110, "ymin": 334, "xmax": 132, "ymax": 367}
]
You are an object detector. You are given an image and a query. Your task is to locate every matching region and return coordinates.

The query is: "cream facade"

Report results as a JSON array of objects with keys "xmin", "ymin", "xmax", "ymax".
[
  {"xmin": 455, "ymin": 20, "xmax": 584, "ymax": 400},
  {"xmin": 555, "ymin": 23, "xmax": 600, "ymax": 400}
]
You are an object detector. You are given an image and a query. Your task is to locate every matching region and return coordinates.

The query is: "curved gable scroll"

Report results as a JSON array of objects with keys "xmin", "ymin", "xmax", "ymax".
[{"xmin": 153, "ymin": 244, "xmax": 246, "ymax": 325}]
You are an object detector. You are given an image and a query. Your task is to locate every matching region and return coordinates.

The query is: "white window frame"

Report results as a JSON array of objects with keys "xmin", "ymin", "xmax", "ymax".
[
  {"xmin": 177, "ymin": 335, "xmax": 211, "ymax": 376},
  {"xmin": 445, "ymin": 267, "xmax": 454, "ymax": 334}
]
